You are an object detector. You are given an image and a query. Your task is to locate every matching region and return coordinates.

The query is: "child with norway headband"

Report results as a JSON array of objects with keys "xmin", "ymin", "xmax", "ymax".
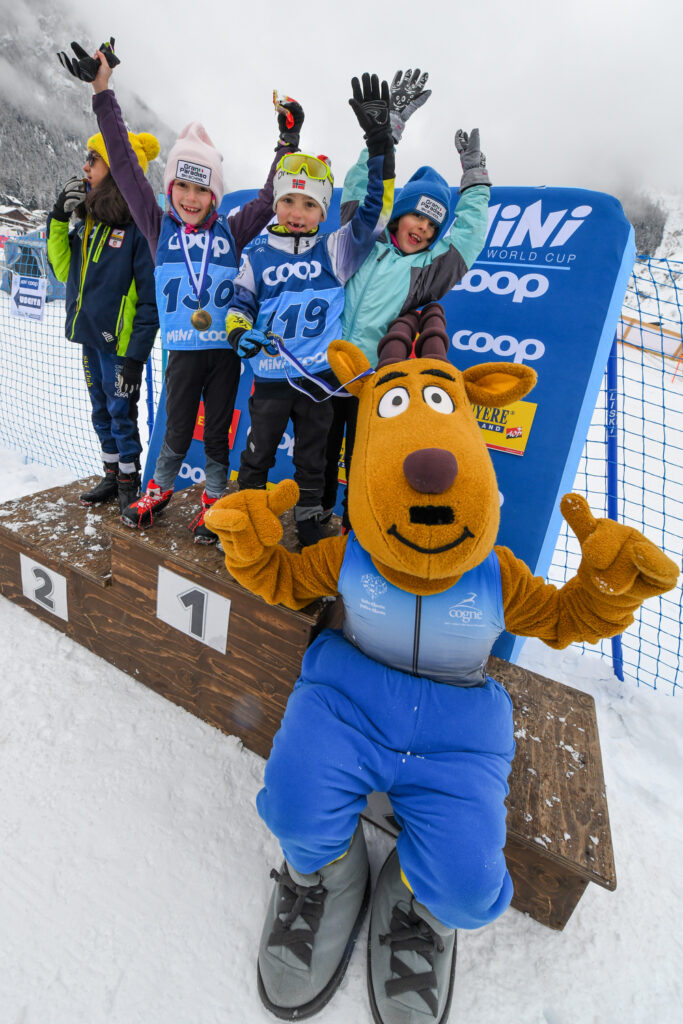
[
  {"xmin": 66, "ymin": 41, "xmax": 305, "ymax": 542},
  {"xmin": 225, "ymin": 74, "xmax": 396, "ymax": 548}
]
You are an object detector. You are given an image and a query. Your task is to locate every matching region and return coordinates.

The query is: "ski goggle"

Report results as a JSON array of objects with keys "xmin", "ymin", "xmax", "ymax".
[{"xmin": 277, "ymin": 153, "xmax": 334, "ymax": 185}]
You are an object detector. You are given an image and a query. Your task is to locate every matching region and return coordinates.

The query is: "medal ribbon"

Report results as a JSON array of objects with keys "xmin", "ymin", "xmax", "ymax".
[
  {"xmin": 177, "ymin": 227, "xmax": 213, "ymax": 317},
  {"xmin": 265, "ymin": 333, "xmax": 373, "ymax": 402}
]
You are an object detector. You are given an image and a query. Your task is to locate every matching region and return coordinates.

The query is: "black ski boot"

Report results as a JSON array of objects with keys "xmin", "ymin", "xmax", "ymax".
[
  {"xmin": 117, "ymin": 470, "xmax": 141, "ymax": 514},
  {"xmin": 296, "ymin": 513, "xmax": 325, "ymax": 548},
  {"xmin": 80, "ymin": 463, "xmax": 119, "ymax": 506},
  {"xmin": 121, "ymin": 479, "xmax": 173, "ymax": 530}
]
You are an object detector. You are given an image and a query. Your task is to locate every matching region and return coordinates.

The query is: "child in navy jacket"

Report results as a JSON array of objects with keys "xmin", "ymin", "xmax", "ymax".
[
  {"xmin": 225, "ymin": 74, "xmax": 395, "ymax": 547},
  {"xmin": 46, "ymin": 126, "xmax": 159, "ymax": 512}
]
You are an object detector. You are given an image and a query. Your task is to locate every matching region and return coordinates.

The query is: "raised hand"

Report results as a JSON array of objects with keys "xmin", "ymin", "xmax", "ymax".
[
  {"xmin": 454, "ymin": 128, "xmax": 491, "ymax": 190},
  {"xmin": 273, "ymin": 92, "xmax": 304, "ymax": 149},
  {"xmin": 57, "ymin": 38, "xmax": 120, "ymax": 83},
  {"xmin": 561, "ymin": 493, "xmax": 679, "ymax": 604},
  {"xmin": 349, "ymin": 73, "xmax": 391, "ymax": 156},
  {"xmin": 389, "ymin": 68, "xmax": 431, "ymax": 144},
  {"xmin": 205, "ymin": 480, "xmax": 300, "ymax": 565}
]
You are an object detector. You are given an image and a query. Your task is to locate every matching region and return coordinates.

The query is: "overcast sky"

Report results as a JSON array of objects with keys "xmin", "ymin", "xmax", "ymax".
[{"xmin": 68, "ymin": 0, "xmax": 681, "ymax": 198}]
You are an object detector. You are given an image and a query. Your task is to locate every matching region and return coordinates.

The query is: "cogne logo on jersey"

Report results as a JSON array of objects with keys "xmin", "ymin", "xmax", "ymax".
[
  {"xmin": 262, "ymin": 260, "xmax": 322, "ymax": 285},
  {"xmin": 175, "ymin": 160, "xmax": 212, "ymax": 188},
  {"xmin": 415, "ymin": 195, "xmax": 447, "ymax": 224},
  {"xmin": 292, "ymin": 178, "xmax": 306, "ymax": 190},
  {"xmin": 448, "ymin": 593, "xmax": 484, "ymax": 625}
]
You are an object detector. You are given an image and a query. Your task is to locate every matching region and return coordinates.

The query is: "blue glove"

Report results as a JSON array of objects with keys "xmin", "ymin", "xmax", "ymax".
[{"xmin": 229, "ymin": 327, "xmax": 268, "ymax": 359}]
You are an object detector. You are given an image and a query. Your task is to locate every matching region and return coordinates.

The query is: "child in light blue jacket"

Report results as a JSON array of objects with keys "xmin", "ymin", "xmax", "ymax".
[{"xmin": 322, "ymin": 70, "xmax": 491, "ymax": 528}]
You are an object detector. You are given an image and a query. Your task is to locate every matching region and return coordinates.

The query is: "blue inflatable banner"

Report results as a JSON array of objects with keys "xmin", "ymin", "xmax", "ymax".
[{"xmin": 144, "ymin": 184, "xmax": 634, "ymax": 659}]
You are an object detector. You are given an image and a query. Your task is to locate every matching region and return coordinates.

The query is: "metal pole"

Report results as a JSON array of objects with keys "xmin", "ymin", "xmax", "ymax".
[{"xmin": 607, "ymin": 336, "xmax": 624, "ymax": 680}]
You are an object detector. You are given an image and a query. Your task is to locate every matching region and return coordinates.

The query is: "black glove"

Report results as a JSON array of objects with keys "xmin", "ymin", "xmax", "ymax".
[
  {"xmin": 57, "ymin": 38, "xmax": 120, "ymax": 83},
  {"xmin": 349, "ymin": 73, "xmax": 392, "ymax": 157},
  {"xmin": 389, "ymin": 68, "xmax": 431, "ymax": 144},
  {"xmin": 52, "ymin": 176, "xmax": 87, "ymax": 221},
  {"xmin": 117, "ymin": 357, "xmax": 144, "ymax": 396},
  {"xmin": 274, "ymin": 94, "xmax": 305, "ymax": 149}
]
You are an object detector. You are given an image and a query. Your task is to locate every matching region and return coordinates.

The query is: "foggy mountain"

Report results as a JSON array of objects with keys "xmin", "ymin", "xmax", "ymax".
[
  {"xmin": 0, "ymin": 0, "xmax": 173, "ymax": 211},
  {"xmin": 0, "ymin": 0, "xmax": 670, "ymax": 258}
]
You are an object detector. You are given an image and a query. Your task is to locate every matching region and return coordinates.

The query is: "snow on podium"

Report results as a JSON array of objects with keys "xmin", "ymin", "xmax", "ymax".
[{"xmin": 0, "ymin": 476, "xmax": 615, "ymax": 931}]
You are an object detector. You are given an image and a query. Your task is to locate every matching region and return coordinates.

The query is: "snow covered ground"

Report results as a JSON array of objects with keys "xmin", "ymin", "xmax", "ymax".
[{"xmin": 0, "ymin": 446, "xmax": 681, "ymax": 1024}]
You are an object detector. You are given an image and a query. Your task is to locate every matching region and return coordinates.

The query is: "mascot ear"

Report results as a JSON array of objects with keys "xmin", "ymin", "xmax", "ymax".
[
  {"xmin": 327, "ymin": 340, "xmax": 373, "ymax": 398},
  {"xmin": 463, "ymin": 362, "xmax": 537, "ymax": 407}
]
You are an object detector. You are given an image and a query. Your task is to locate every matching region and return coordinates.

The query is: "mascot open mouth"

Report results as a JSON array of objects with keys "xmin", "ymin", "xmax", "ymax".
[{"xmin": 386, "ymin": 523, "xmax": 475, "ymax": 554}]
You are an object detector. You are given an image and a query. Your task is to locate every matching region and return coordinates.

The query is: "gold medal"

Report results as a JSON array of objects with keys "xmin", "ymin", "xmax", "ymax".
[{"xmin": 191, "ymin": 309, "xmax": 212, "ymax": 331}]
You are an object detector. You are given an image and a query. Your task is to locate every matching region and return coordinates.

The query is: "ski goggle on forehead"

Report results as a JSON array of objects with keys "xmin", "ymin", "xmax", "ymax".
[{"xmin": 277, "ymin": 153, "xmax": 334, "ymax": 185}]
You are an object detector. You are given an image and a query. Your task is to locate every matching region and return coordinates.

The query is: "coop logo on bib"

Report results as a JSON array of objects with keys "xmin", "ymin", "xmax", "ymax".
[
  {"xmin": 415, "ymin": 195, "xmax": 447, "ymax": 224},
  {"xmin": 175, "ymin": 160, "xmax": 212, "ymax": 188}
]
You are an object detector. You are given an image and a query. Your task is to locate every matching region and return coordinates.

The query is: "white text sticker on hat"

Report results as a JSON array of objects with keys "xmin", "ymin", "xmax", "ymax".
[
  {"xmin": 415, "ymin": 195, "xmax": 447, "ymax": 223},
  {"xmin": 175, "ymin": 160, "xmax": 212, "ymax": 188}
]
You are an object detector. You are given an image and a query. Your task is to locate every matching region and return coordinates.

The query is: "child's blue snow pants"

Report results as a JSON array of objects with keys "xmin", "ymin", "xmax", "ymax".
[
  {"xmin": 82, "ymin": 346, "xmax": 141, "ymax": 466},
  {"xmin": 257, "ymin": 629, "xmax": 516, "ymax": 930}
]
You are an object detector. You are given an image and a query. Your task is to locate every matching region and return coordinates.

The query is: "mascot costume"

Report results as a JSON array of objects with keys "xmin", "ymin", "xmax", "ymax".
[{"xmin": 205, "ymin": 303, "xmax": 678, "ymax": 1024}]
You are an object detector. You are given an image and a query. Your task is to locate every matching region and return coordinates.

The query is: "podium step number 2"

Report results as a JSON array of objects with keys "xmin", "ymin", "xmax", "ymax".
[{"xmin": 20, "ymin": 553, "xmax": 69, "ymax": 622}]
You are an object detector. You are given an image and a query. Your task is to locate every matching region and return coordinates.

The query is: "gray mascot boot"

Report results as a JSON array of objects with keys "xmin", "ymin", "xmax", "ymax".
[
  {"xmin": 367, "ymin": 849, "xmax": 457, "ymax": 1024},
  {"xmin": 257, "ymin": 823, "xmax": 370, "ymax": 1019}
]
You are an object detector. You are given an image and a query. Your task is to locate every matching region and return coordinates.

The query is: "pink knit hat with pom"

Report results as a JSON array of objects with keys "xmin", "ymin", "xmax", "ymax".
[{"xmin": 163, "ymin": 122, "xmax": 225, "ymax": 205}]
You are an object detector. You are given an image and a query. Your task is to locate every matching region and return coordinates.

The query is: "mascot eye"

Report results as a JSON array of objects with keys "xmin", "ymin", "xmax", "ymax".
[
  {"xmin": 422, "ymin": 385, "xmax": 455, "ymax": 414},
  {"xmin": 378, "ymin": 386, "xmax": 410, "ymax": 418}
]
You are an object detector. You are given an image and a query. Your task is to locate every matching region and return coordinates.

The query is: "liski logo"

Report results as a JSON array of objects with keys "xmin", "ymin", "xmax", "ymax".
[
  {"xmin": 448, "ymin": 592, "xmax": 484, "ymax": 625},
  {"xmin": 361, "ymin": 574, "xmax": 388, "ymax": 600},
  {"xmin": 485, "ymin": 201, "xmax": 593, "ymax": 249}
]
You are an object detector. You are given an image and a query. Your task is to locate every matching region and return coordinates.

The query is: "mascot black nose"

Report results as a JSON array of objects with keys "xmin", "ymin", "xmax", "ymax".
[{"xmin": 403, "ymin": 449, "xmax": 458, "ymax": 494}]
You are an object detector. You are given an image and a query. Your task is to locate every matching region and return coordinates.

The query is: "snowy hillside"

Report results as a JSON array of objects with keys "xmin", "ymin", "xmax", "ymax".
[{"xmin": 0, "ymin": 0, "xmax": 173, "ymax": 209}]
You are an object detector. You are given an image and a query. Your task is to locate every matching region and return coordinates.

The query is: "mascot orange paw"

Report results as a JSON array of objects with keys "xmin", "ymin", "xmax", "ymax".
[
  {"xmin": 561, "ymin": 493, "xmax": 679, "ymax": 601},
  {"xmin": 205, "ymin": 480, "xmax": 299, "ymax": 564}
]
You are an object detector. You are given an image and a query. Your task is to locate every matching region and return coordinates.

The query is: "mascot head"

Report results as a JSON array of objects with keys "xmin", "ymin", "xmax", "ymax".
[{"xmin": 328, "ymin": 303, "xmax": 537, "ymax": 594}]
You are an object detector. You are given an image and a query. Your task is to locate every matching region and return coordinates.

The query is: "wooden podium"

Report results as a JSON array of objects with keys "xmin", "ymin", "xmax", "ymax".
[{"xmin": 0, "ymin": 479, "xmax": 616, "ymax": 929}]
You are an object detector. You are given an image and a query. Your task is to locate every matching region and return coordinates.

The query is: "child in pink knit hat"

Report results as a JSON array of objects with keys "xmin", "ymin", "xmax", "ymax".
[{"xmin": 77, "ymin": 46, "xmax": 304, "ymax": 540}]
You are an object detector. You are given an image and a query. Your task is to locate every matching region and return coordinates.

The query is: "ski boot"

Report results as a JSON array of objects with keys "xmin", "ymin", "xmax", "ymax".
[
  {"xmin": 295, "ymin": 511, "xmax": 325, "ymax": 548},
  {"xmin": 117, "ymin": 470, "xmax": 141, "ymax": 515},
  {"xmin": 188, "ymin": 491, "xmax": 218, "ymax": 545},
  {"xmin": 367, "ymin": 849, "xmax": 457, "ymax": 1024},
  {"xmin": 121, "ymin": 478, "xmax": 173, "ymax": 530},
  {"xmin": 80, "ymin": 462, "xmax": 118, "ymax": 506},
  {"xmin": 258, "ymin": 823, "xmax": 370, "ymax": 1019}
]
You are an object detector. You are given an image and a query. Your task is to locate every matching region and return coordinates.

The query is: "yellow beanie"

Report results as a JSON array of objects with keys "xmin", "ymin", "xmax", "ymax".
[{"xmin": 86, "ymin": 130, "xmax": 161, "ymax": 175}]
